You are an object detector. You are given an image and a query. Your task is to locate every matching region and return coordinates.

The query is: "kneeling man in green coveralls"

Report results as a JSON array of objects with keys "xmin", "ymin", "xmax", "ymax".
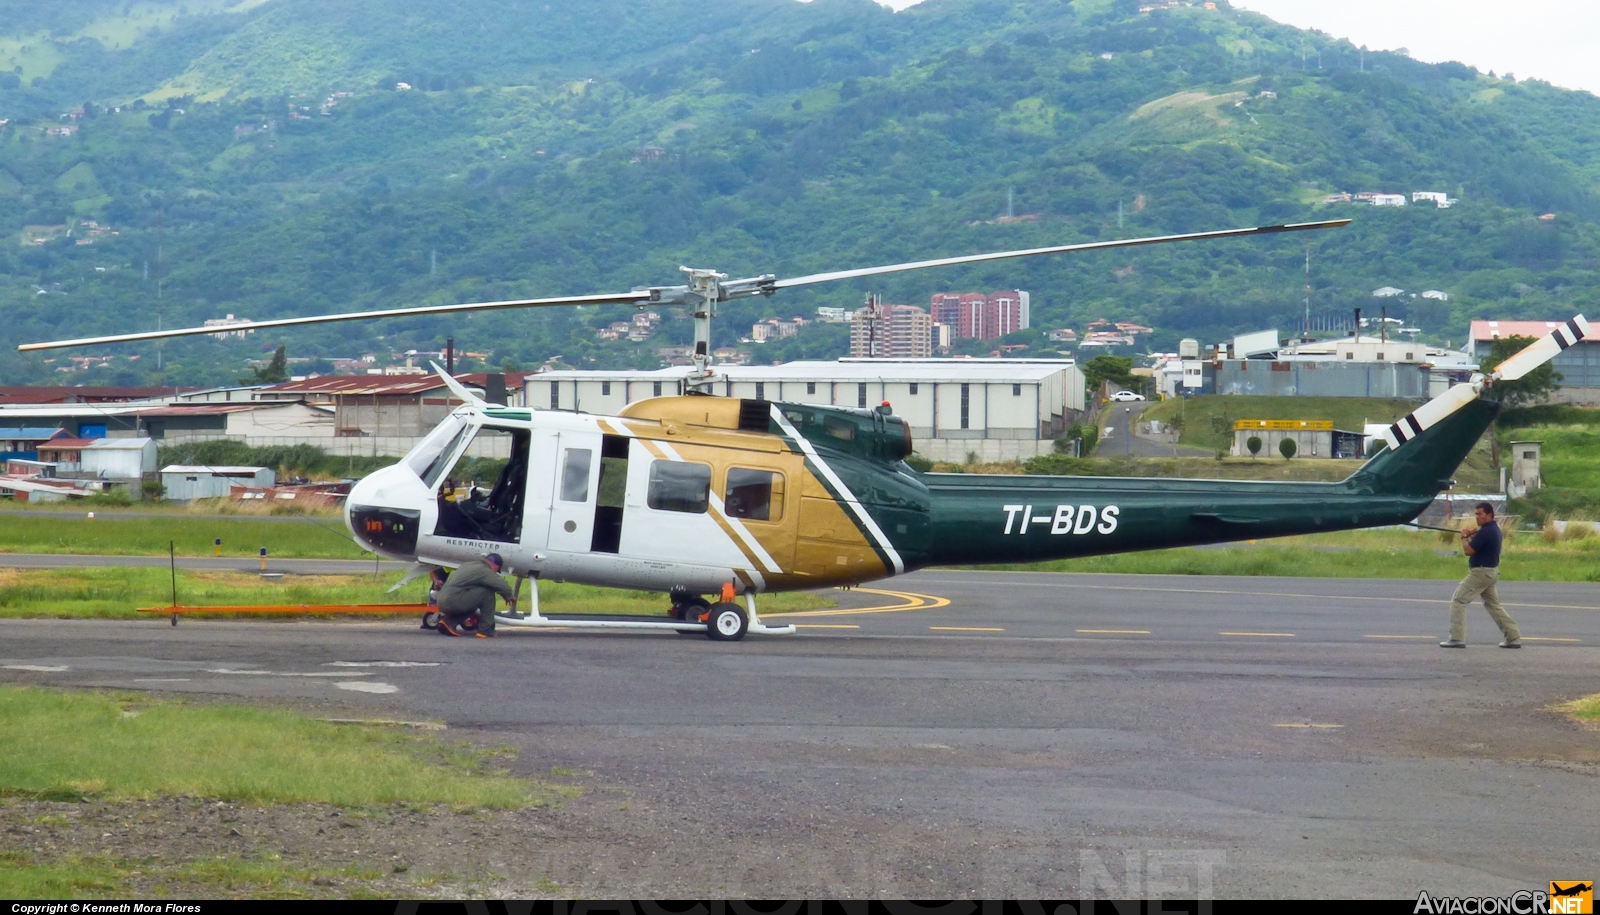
[{"xmin": 436, "ymin": 552, "xmax": 518, "ymax": 639}]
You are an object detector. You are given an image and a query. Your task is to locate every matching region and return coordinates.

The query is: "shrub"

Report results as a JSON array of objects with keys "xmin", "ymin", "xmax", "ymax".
[
  {"xmin": 1279, "ymin": 437, "xmax": 1297, "ymax": 459},
  {"xmin": 1246, "ymin": 435, "xmax": 1262, "ymax": 457}
]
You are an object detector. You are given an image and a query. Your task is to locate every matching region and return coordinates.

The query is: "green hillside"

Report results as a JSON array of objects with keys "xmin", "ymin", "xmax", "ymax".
[{"xmin": 4, "ymin": 0, "xmax": 1600, "ymax": 385}]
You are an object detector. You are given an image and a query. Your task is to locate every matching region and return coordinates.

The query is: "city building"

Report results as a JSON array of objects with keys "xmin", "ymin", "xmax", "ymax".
[
  {"xmin": 928, "ymin": 290, "xmax": 1030, "ymax": 341},
  {"xmin": 850, "ymin": 297, "xmax": 932, "ymax": 358},
  {"xmin": 203, "ymin": 314, "xmax": 254, "ymax": 339}
]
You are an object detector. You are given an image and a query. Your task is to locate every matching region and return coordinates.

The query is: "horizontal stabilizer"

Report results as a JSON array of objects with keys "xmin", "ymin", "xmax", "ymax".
[{"xmin": 1490, "ymin": 315, "xmax": 1591, "ymax": 381}]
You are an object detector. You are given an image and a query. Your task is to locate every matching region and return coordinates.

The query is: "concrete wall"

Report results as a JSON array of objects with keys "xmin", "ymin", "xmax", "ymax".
[{"xmin": 915, "ymin": 438, "xmax": 1055, "ymax": 463}]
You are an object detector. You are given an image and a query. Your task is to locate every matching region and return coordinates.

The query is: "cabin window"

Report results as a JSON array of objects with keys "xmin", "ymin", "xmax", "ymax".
[
  {"xmin": 1376, "ymin": 352, "xmax": 1385, "ymax": 360},
  {"xmin": 558, "ymin": 448, "xmax": 592, "ymax": 502},
  {"xmin": 755, "ymin": 382, "xmax": 765, "ymax": 401},
  {"xmin": 1406, "ymin": 353, "xmax": 1414, "ymax": 361},
  {"xmin": 1345, "ymin": 352, "xmax": 1354, "ymax": 360},
  {"xmin": 549, "ymin": 382, "xmax": 560, "ymax": 409},
  {"xmin": 431, "ymin": 425, "xmax": 531, "ymax": 542},
  {"xmin": 960, "ymin": 383, "xmax": 970, "ymax": 429},
  {"xmin": 857, "ymin": 383, "xmax": 867, "ymax": 408},
  {"xmin": 909, "ymin": 383, "xmax": 918, "ymax": 395},
  {"xmin": 601, "ymin": 381, "xmax": 611, "ymax": 396},
  {"xmin": 725, "ymin": 468, "xmax": 783, "ymax": 521},
  {"xmin": 653, "ymin": 381, "xmax": 662, "ymax": 397},
  {"xmin": 806, "ymin": 382, "xmax": 816, "ymax": 395},
  {"xmin": 1013, "ymin": 383, "xmax": 1022, "ymax": 396},
  {"xmin": 823, "ymin": 415, "xmax": 856, "ymax": 442},
  {"xmin": 405, "ymin": 416, "xmax": 470, "ymax": 488},
  {"xmin": 647, "ymin": 460, "xmax": 710, "ymax": 514}
]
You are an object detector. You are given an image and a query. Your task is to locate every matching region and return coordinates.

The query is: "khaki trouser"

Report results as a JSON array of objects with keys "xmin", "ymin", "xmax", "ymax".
[{"xmin": 1449, "ymin": 566, "xmax": 1520, "ymax": 643}]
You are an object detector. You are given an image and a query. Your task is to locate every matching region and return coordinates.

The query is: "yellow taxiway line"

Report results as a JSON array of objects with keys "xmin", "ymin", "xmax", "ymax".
[{"xmin": 770, "ymin": 587, "xmax": 951, "ymax": 618}]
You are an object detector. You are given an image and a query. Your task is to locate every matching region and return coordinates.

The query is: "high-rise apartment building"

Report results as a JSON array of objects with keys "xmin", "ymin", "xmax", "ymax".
[
  {"xmin": 927, "ymin": 290, "xmax": 1030, "ymax": 341},
  {"xmin": 850, "ymin": 295, "xmax": 933, "ymax": 358}
]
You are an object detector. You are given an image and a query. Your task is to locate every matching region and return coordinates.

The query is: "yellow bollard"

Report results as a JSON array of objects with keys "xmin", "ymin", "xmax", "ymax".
[
  {"xmin": 215, "ymin": 538, "xmax": 222, "ymax": 557},
  {"xmin": 259, "ymin": 547, "xmax": 267, "ymax": 571}
]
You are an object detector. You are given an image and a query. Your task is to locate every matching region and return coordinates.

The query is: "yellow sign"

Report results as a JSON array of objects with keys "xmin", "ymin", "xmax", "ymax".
[
  {"xmin": 1233, "ymin": 419, "xmax": 1334, "ymax": 431},
  {"xmin": 1550, "ymin": 882, "xmax": 1593, "ymax": 915}
]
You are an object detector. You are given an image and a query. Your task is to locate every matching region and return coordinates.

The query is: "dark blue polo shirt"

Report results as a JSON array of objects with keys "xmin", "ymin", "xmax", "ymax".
[{"xmin": 1468, "ymin": 521, "xmax": 1501, "ymax": 569}]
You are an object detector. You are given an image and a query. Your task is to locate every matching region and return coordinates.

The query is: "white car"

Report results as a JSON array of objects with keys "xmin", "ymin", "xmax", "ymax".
[{"xmin": 1110, "ymin": 390, "xmax": 1146, "ymax": 402}]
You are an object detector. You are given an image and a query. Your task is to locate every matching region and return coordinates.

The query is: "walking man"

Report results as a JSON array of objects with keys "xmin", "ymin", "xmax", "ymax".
[
  {"xmin": 1440, "ymin": 502, "xmax": 1521, "ymax": 649},
  {"xmin": 436, "ymin": 552, "xmax": 517, "ymax": 639}
]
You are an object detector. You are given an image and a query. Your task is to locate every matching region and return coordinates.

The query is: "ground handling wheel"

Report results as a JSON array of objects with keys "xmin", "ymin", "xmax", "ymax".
[
  {"xmin": 670, "ymin": 594, "xmax": 710, "ymax": 633},
  {"xmin": 705, "ymin": 602, "xmax": 748, "ymax": 641}
]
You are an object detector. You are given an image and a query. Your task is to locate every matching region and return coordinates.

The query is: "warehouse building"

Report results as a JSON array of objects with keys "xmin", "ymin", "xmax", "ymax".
[
  {"xmin": 160, "ymin": 465, "xmax": 276, "ymax": 502},
  {"xmin": 531, "ymin": 359, "xmax": 1086, "ymax": 461}
]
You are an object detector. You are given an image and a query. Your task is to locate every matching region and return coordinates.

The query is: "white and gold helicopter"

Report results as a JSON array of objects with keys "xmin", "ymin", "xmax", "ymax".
[{"xmin": 22, "ymin": 221, "xmax": 1588, "ymax": 640}]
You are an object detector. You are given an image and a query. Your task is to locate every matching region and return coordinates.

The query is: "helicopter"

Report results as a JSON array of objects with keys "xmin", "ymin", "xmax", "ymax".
[{"xmin": 20, "ymin": 221, "xmax": 1590, "ymax": 640}]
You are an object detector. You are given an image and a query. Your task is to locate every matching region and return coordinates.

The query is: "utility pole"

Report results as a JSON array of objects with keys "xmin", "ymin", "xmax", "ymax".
[
  {"xmin": 1303, "ymin": 240, "xmax": 1312, "ymax": 340},
  {"xmin": 156, "ymin": 209, "xmax": 163, "ymax": 373},
  {"xmin": 1117, "ymin": 199, "xmax": 1124, "ymax": 229}
]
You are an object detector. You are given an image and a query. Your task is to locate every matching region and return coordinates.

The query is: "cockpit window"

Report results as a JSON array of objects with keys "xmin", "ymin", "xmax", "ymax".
[
  {"xmin": 405, "ymin": 415, "xmax": 470, "ymax": 488},
  {"xmin": 432, "ymin": 425, "xmax": 530, "ymax": 543}
]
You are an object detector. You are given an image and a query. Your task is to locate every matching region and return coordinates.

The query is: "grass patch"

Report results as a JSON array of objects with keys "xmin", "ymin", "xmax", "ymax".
[
  {"xmin": 973, "ymin": 528, "xmax": 1600, "ymax": 582},
  {"xmin": 0, "ymin": 567, "xmax": 835, "ymax": 619},
  {"xmin": 0, "ymin": 850, "xmax": 384, "ymax": 899},
  {"xmin": 0, "ymin": 686, "xmax": 546, "ymax": 808},
  {"xmin": 0, "ymin": 508, "xmax": 367, "ymax": 559},
  {"xmin": 1553, "ymin": 693, "xmax": 1600, "ymax": 726}
]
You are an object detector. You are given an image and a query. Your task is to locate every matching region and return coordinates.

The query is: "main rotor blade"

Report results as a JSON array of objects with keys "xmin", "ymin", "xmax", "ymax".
[
  {"xmin": 17, "ymin": 290, "xmax": 655, "ymax": 352},
  {"xmin": 1489, "ymin": 315, "xmax": 1591, "ymax": 381},
  {"xmin": 767, "ymin": 220, "xmax": 1352, "ymax": 290}
]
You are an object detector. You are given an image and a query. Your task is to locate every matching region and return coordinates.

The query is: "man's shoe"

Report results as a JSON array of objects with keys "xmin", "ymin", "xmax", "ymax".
[
  {"xmin": 475, "ymin": 630, "xmax": 496, "ymax": 639},
  {"xmin": 1439, "ymin": 640, "xmax": 1467, "ymax": 648},
  {"xmin": 1498, "ymin": 639, "xmax": 1521, "ymax": 649},
  {"xmin": 437, "ymin": 619, "xmax": 463, "ymax": 637},
  {"xmin": 496, "ymin": 610, "xmax": 526, "ymax": 620}
]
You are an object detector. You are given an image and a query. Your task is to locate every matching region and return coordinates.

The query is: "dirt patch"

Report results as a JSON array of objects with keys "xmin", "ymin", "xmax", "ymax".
[{"xmin": 0, "ymin": 795, "xmax": 577, "ymax": 897}]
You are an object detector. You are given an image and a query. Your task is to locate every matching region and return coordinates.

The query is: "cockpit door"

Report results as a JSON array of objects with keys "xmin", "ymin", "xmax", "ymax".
[{"xmin": 547, "ymin": 430, "xmax": 603, "ymax": 553}]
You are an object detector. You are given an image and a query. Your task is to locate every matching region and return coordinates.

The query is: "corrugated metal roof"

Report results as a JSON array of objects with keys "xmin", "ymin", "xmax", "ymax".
[
  {"xmin": 0, "ymin": 427, "xmax": 66, "ymax": 439},
  {"xmin": 259, "ymin": 373, "xmax": 523, "ymax": 396},
  {"xmin": 161, "ymin": 465, "xmax": 270, "ymax": 474},
  {"xmin": 85, "ymin": 438, "xmax": 153, "ymax": 449}
]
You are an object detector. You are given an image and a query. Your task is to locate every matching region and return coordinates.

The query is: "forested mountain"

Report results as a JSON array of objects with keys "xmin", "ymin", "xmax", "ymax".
[{"xmin": 4, "ymin": 0, "xmax": 1600, "ymax": 386}]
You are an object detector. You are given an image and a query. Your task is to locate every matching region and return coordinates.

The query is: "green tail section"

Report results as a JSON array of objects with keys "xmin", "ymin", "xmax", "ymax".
[
  {"xmin": 915, "ymin": 395, "xmax": 1498, "ymax": 569},
  {"xmin": 1343, "ymin": 397, "xmax": 1500, "ymax": 496}
]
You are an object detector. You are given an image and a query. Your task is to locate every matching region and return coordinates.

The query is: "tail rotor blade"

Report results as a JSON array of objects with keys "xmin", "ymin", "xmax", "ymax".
[
  {"xmin": 1382, "ymin": 380, "xmax": 1483, "ymax": 452},
  {"xmin": 1489, "ymin": 315, "xmax": 1590, "ymax": 382}
]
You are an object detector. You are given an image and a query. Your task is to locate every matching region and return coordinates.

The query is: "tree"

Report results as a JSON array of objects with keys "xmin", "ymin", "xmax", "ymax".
[
  {"xmin": 1246, "ymin": 435, "xmax": 1262, "ymax": 457},
  {"xmin": 1278, "ymin": 437, "xmax": 1297, "ymax": 460},
  {"xmin": 241, "ymin": 345, "xmax": 289, "ymax": 384},
  {"xmin": 1082, "ymin": 355, "xmax": 1137, "ymax": 395},
  {"xmin": 1482, "ymin": 335, "xmax": 1562, "ymax": 408}
]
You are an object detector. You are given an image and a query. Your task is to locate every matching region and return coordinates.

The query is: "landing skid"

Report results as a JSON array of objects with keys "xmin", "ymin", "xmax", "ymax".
[{"xmin": 496, "ymin": 577, "xmax": 796, "ymax": 638}]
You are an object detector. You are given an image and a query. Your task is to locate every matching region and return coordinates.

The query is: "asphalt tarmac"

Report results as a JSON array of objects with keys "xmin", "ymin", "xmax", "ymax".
[{"xmin": 3, "ymin": 569, "xmax": 1597, "ymax": 896}]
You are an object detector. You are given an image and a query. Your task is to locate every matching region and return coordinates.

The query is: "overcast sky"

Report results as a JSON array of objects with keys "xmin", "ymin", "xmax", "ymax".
[{"xmin": 876, "ymin": 0, "xmax": 1600, "ymax": 96}]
